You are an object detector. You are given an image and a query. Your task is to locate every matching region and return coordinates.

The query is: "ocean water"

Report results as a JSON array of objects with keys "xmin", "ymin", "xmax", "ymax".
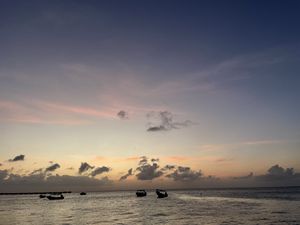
[{"xmin": 0, "ymin": 187, "xmax": 300, "ymax": 225}]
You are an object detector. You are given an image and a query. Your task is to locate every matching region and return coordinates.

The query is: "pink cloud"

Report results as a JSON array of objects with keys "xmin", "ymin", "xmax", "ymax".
[
  {"xmin": 39, "ymin": 102, "xmax": 117, "ymax": 119},
  {"xmin": 0, "ymin": 100, "xmax": 93, "ymax": 125}
]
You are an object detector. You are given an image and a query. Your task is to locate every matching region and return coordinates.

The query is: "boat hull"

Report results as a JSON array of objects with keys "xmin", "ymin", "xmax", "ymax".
[
  {"xmin": 136, "ymin": 190, "xmax": 147, "ymax": 197},
  {"xmin": 47, "ymin": 196, "xmax": 64, "ymax": 200},
  {"xmin": 156, "ymin": 189, "xmax": 168, "ymax": 198}
]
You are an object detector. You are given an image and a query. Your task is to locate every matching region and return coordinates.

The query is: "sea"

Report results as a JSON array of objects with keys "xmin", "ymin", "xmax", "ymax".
[{"xmin": 0, "ymin": 187, "xmax": 299, "ymax": 225}]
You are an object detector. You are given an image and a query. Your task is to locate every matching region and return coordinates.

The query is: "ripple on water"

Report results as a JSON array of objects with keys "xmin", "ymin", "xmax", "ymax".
[
  {"xmin": 0, "ymin": 189, "xmax": 300, "ymax": 225},
  {"xmin": 150, "ymin": 213, "xmax": 168, "ymax": 217}
]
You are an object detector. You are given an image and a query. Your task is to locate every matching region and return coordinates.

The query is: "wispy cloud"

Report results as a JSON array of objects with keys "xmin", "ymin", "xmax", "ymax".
[
  {"xmin": 164, "ymin": 156, "xmax": 190, "ymax": 162},
  {"xmin": 146, "ymin": 111, "xmax": 196, "ymax": 132},
  {"xmin": 149, "ymin": 47, "xmax": 295, "ymax": 97},
  {"xmin": 241, "ymin": 140, "xmax": 284, "ymax": 145},
  {"xmin": 198, "ymin": 139, "xmax": 288, "ymax": 151},
  {"xmin": 40, "ymin": 102, "xmax": 116, "ymax": 119},
  {"xmin": 0, "ymin": 100, "xmax": 90, "ymax": 125},
  {"xmin": 215, "ymin": 158, "xmax": 234, "ymax": 163},
  {"xmin": 0, "ymin": 99, "xmax": 119, "ymax": 125}
]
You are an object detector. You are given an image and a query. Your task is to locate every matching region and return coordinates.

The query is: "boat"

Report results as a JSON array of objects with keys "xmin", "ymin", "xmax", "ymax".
[
  {"xmin": 80, "ymin": 192, "xmax": 86, "ymax": 195},
  {"xmin": 156, "ymin": 189, "xmax": 168, "ymax": 198},
  {"xmin": 39, "ymin": 194, "xmax": 46, "ymax": 198},
  {"xmin": 47, "ymin": 194, "xmax": 64, "ymax": 200},
  {"xmin": 136, "ymin": 190, "xmax": 147, "ymax": 197}
]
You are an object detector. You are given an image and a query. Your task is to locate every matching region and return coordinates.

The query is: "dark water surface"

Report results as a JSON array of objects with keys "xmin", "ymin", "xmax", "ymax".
[{"xmin": 0, "ymin": 187, "xmax": 299, "ymax": 225}]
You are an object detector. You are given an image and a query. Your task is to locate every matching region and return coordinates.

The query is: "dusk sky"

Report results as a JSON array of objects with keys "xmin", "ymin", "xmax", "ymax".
[{"xmin": 1, "ymin": 0, "xmax": 300, "ymax": 191}]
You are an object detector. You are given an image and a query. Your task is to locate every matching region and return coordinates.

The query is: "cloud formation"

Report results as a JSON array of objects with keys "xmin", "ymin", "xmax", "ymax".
[
  {"xmin": 119, "ymin": 168, "xmax": 133, "ymax": 181},
  {"xmin": 117, "ymin": 110, "xmax": 129, "ymax": 119},
  {"xmin": 256, "ymin": 164, "xmax": 300, "ymax": 183},
  {"xmin": 268, "ymin": 164, "xmax": 293, "ymax": 176},
  {"xmin": 45, "ymin": 163, "xmax": 60, "ymax": 173},
  {"xmin": 165, "ymin": 166, "xmax": 202, "ymax": 182},
  {"xmin": 0, "ymin": 170, "xmax": 112, "ymax": 192},
  {"xmin": 135, "ymin": 157, "xmax": 164, "ymax": 180},
  {"xmin": 78, "ymin": 162, "xmax": 94, "ymax": 174},
  {"xmin": 229, "ymin": 165, "xmax": 300, "ymax": 187},
  {"xmin": 8, "ymin": 154, "xmax": 25, "ymax": 162},
  {"xmin": 90, "ymin": 166, "xmax": 110, "ymax": 177},
  {"xmin": 0, "ymin": 155, "xmax": 299, "ymax": 192},
  {"xmin": 147, "ymin": 111, "xmax": 195, "ymax": 132}
]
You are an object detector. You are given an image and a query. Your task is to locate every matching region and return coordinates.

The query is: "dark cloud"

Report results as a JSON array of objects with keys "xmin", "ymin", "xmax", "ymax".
[
  {"xmin": 90, "ymin": 166, "xmax": 110, "ymax": 177},
  {"xmin": 78, "ymin": 162, "xmax": 94, "ymax": 174},
  {"xmin": 268, "ymin": 164, "xmax": 291, "ymax": 176},
  {"xmin": 45, "ymin": 163, "xmax": 60, "ymax": 173},
  {"xmin": 166, "ymin": 166, "xmax": 202, "ymax": 182},
  {"xmin": 119, "ymin": 168, "xmax": 133, "ymax": 181},
  {"xmin": 147, "ymin": 111, "xmax": 195, "ymax": 132},
  {"xmin": 117, "ymin": 110, "xmax": 129, "ymax": 119},
  {"xmin": 1, "ymin": 160, "xmax": 299, "ymax": 192},
  {"xmin": 8, "ymin": 154, "xmax": 25, "ymax": 162},
  {"xmin": 134, "ymin": 157, "xmax": 204, "ymax": 182},
  {"xmin": 147, "ymin": 125, "xmax": 167, "ymax": 132},
  {"xmin": 228, "ymin": 165, "xmax": 300, "ymax": 187},
  {"xmin": 0, "ymin": 170, "xmax": 112, "ymax": 192},
  {"xmin": 135, "ymin": 157, "xmax": 163, "ymax": 180},
  {"xmin": 256, "ymin": 165, "xmax": 300, "ymax": 183}
]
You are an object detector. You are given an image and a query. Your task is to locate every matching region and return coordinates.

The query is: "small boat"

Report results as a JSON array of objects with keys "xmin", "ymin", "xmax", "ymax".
[
  {"xmin": 136, "ymin": 190, "xmax": 147, "ymax": 197},
  {"xmin": 47, "ymin": 194, "xmax": 64, "ymax": 200},
  {"xmin": 156, "ymin": 189, "xmax": 168, "ymax": 198},
  {"xmin": 80, "ymin": 192, "xmax": 86, "ymax": 195},
  {"xmin": 39, "ymin": 194, "xmax": 46, "ymax": 198}
]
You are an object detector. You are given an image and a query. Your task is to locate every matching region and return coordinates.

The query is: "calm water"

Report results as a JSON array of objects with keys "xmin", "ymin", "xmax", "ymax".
[{"xmin": 0, "ymin": 187, "xmax": 300, "ymax": 225}]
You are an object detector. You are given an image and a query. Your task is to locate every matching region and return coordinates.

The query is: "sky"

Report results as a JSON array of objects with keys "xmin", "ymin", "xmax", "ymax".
[{"xmin": 0, "ymin": 0, "xmax": 300, "ymax": 192}]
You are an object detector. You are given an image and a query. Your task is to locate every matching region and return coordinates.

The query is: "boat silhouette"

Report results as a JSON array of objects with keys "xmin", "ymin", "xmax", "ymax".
[
  {"xmin": 80, "ymin": 192, "xmax": 86, "ymax": 195},
  {"xmin": 156, "ymin": 189, "xmax": 168, "ymax": 198},
  {"xmin": 136, "ymin": 190, "xmax": 147, "ymax": 197},
  {"xmin": 47, "ymin": 194, "xmax": 64, "ymax": 200}
]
